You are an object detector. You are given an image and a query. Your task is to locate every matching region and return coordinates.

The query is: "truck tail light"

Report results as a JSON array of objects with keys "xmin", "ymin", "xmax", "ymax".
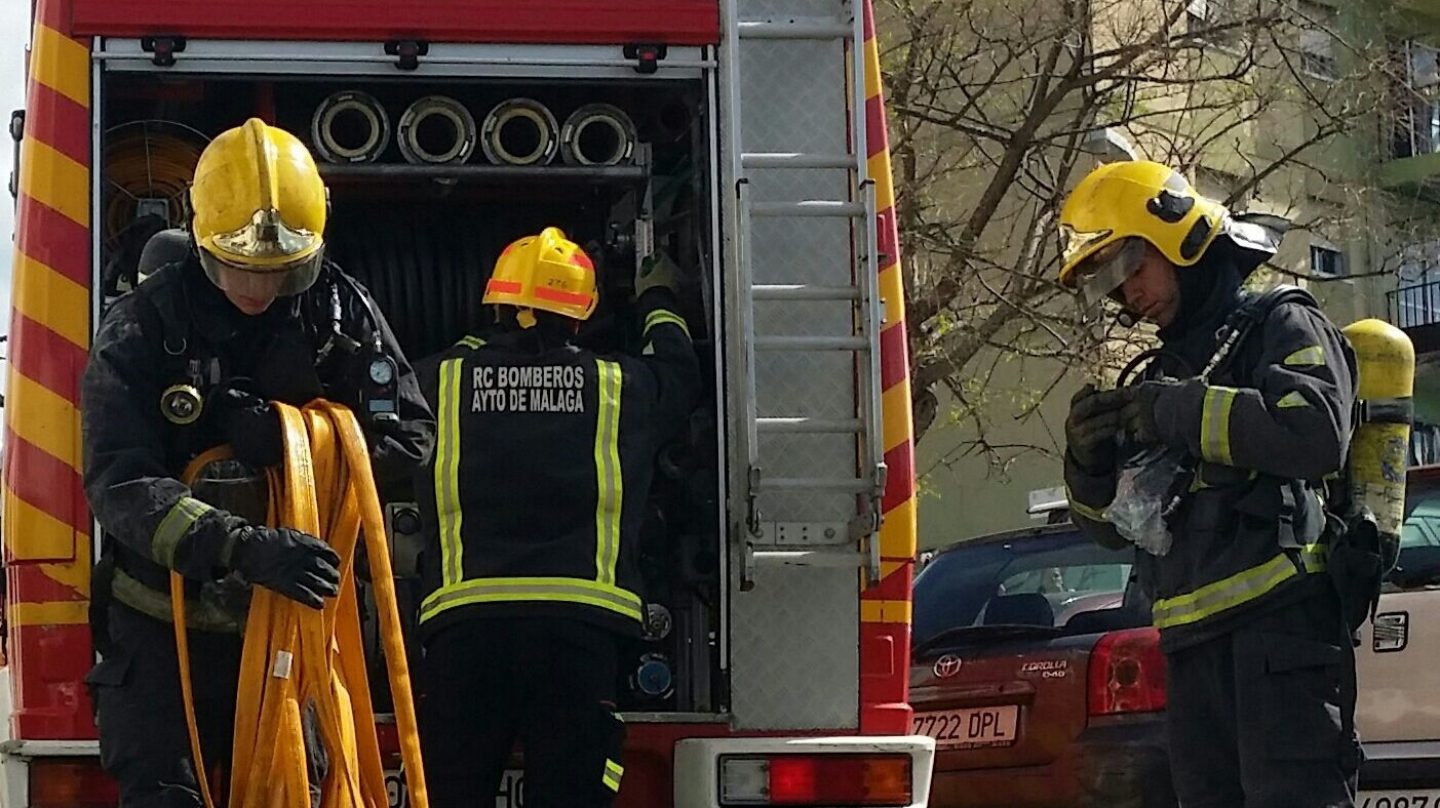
[
  {"xmin": 719, "ymin": 754, "xmax": 912, "ymax": 806},
  {"xmin": 29, "ymin": 759, "xmax": 119, "ymax": 808},
  {"xmin": 1088, "ymin": 626, "xmax": 1167, "ymax": 717}
]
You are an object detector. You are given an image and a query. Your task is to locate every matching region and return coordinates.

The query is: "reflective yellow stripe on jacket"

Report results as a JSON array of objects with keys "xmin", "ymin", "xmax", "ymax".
[
  {"xmin": 1200, "ymin": 385, "xmax": 1239, "ymax": 466},
  {"xmin": 419, "ymin": 577, "xmax": 643, "ymax": 624},
  {"xmin": 435, "ymin": 357, "xmax": 466, "ymax": 586},
  {"xmin": 153, "ymin": 497, "xmax": 215, "ymax": 568},
  {"xmin": 1152, "ymin": 544, "xmax": 1327, "ymax": 630},
  {"xmin": 1065, "ymin": 483, "xmax": 1108, "ymax": 523},
  {"xmin": 643, "ymin": 309, "xmax": 690, "ymax": 338},
  {"xmin": 603, "ymin": 759, "xmax": 625, "ymax": 793},
  {"xmin": 593, "ymin": 360, "xmax": 624, "ymax": 586}
]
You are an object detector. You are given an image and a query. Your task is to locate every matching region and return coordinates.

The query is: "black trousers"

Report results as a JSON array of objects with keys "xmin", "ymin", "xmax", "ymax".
[
  {"xmin": 87, "ymin": 604, "xmax": 244, "ymax": 808},
  {"xmin": 419, "ymin": 617, "xmax": 626, "ymax": 808},
  {"xmin": 1166, "ymin": 588, "xmax": 1361, "ymax": 808}
]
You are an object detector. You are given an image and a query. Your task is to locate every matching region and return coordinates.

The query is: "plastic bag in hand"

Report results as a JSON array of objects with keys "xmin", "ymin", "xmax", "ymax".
[{"xmin": 1103, "ymin": 446, "xmax": 1187, "ymax": 557}]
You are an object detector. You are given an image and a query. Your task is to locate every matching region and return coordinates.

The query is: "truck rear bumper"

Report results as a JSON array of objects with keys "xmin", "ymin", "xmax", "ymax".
[
  {"xmin": 1361, "ymin": 740, "xmax": 1440, "ymax": 790},
  {"xmin": 0, "ymin": 739, "xmax": 106, "ymax": 808},
  {"xmin": 673, "ymin": 735, "xmax": 936, "ymax": 807}
]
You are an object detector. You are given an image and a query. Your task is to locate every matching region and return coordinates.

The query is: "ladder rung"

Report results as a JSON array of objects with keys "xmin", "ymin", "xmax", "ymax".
[
  {"xmin": 751, "ymin": 201, "xmax": 865, "ymax": 218},
  {"xmin": 742, "ymin": 152, "xmax": 855, "ymax": 170},
  {"xmin": 750, "ymin": 550, "xmax": 865, "ymax": 568},
  {"xmin": 737, "ymin": 19, "xmax": 854, "ymax": 40},
  {"xmin": 757, "ymin": 417, "xmax": 864, "ymax": 434},
  {"xmin": 753, "ymin": 284, "xmax": 861, "ymax": 301},
  {"xmin": 759, "ymin": 477, "xmax": 873, "ymax": 493},
  {"xmin": 756, "ymin": 336, "xmax": 868, "ymax": 351}
]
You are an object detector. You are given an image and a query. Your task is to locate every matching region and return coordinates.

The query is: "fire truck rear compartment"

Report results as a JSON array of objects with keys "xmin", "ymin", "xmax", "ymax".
[{"xmin": 99, "ymin": 72, "xmax": 726, "ymax": 716}]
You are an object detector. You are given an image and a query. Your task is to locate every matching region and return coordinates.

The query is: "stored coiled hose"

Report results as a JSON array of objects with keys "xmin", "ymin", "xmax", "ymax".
[
  {"xmin": 480, "ymin": 98, "xmax": 559, "ymax": 166},
  {"xmin": 172, "ymin": 402, "xmax": 429, "ymax": 808},
  {"xmin": 103, "ymin": 125, "xmax": 206, "ymax": 244}
]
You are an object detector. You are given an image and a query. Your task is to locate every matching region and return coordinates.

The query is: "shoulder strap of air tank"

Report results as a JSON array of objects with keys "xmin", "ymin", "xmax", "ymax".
[{"xmin": 1199, "ymin": 285, "xmax": 1319, "ymax": 382}]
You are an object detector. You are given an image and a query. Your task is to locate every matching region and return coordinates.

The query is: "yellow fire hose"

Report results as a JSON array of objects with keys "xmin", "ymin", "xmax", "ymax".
[{"xmin": 171, "ymin": 401, "xmax": 430, "ymax": 808}]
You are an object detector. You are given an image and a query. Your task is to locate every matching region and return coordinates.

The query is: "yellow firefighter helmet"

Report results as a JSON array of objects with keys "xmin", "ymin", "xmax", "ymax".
[
  {"xmin": 484, "ymin": 227, "xmax": 598, "ymax": 324},
  {"xmin": 1058, "ymin": 161, "xmax": 1228, "ymax": 306},
  {"xmin": 190, "ymin": 118, "xmax": 329, "ymax": 296}
]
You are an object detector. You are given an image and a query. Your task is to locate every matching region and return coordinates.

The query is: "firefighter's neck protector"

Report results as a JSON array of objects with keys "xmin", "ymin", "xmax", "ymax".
[
  {"xmin": 1058, "ymin": 160, "xmax": 1283, "ymax": 317},
  {"xmin": 190, "ymin": 118, "xmax": 329, "ymax": 297},
  {"xmin": 484, "ymin": 227, "xmax": 598, "ymax": 328}
]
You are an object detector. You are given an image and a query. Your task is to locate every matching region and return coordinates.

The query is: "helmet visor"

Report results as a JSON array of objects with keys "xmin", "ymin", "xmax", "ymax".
[
  {"xmin": 209, "ymin": 207, "xmax": 323, "ymax": 264},
  {"xmin": 1072, "ymin": 237, "xmax": 1146, "ymax": 307},
  {"xmin": 199, "ymin": 245, "xmax": 326, "ymax": 298}
]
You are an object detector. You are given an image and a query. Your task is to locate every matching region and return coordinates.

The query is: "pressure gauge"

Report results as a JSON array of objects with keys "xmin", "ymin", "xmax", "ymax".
[{"xmin": 368, "ymin": 358, "xmax": 396, "ymax": 386}]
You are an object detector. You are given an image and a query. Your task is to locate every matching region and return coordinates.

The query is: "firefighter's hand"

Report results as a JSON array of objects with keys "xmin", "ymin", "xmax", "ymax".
[
  {"xmin": 226, "ymin": 525, "xmax": 341, "ymax": 609},
  {"xmin": 1065, "ymin": 383, "xmax": 1128, "ymax": 474},
  {"xmin": 635, "ymin": 252, "xmax": 680, "ymax": 299},
  {"xmin": 214, "ymin": 386, "xmax": 285, "ymax": 468},
  {"xmin": 1120, "ymin": 380, "xmax": 1182, "ymax": 446}
]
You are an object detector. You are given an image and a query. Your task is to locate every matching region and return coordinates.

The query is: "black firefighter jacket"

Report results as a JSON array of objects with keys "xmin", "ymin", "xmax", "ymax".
[
  {"xmin": 1067, "ymin": 276, "xmax": 1358, "ymax": 652},
  {"xmin": 82, "ymin": 257, "xmax": 436, "ymax": 631},
  {"xmin": 415, "ymin": 290, "xmax": 702, "ymax": 639}
]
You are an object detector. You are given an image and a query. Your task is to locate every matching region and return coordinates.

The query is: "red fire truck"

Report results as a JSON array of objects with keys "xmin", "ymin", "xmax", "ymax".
[{"xmin": 0, "ymin": 1, "xmax": 932, "ymax": 805}]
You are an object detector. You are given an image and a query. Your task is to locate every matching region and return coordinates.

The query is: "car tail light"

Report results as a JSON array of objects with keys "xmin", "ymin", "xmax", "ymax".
[
  {"xmin": 29, "ymin": 759, "xmax": 120, "ymax": 808},
  {"xmin": 1088, "ymin": 626, "xmax": 1167, "ymax": 716},
  {"xmin": 719, "ymin": 754, "xmax": 912, "ymax": 806}
]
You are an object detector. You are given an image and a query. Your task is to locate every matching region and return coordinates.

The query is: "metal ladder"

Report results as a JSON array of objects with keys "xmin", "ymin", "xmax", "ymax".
[{"xmin": 720, "ymin": 0, "xmax": 887, "ymax": 588}]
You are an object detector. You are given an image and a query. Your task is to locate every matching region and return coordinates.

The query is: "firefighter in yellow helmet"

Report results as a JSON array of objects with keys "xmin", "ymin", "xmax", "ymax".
[
  {"xmin": 414, "ymin": 228, "xmax": 700, "ymax": 807},
  {"xmin": 1058, "ymin": 160, "xmax": 1363, "ymax": 807},
  {"xmin": 81, "ymin": 119, "xmax": 435, "ymax": 808}
]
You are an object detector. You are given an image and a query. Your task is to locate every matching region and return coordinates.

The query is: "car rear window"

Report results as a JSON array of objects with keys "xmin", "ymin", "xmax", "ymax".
[
  {"xmin": 914, "ymin": 528, "xmax": 1141, "ymax": 647},
  {"xmin": 1401, "ymin": 478, "xmax": 1440, "ymax": 549}
]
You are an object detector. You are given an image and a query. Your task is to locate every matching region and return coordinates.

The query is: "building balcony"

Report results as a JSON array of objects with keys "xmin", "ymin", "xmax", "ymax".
[{"xmin": 1390, "ymin": 278, "xmax": 1440, "ymax": 355}]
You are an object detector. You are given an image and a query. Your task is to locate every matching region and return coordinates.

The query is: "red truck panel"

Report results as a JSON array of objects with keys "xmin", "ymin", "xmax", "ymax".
[{"xmin": 66, "ymin": 1, "xmax": 720, "ymax": 45}]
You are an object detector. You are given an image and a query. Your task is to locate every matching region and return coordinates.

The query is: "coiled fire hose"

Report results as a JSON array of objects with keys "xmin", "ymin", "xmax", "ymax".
[
  {"xmin": 480, "ymin": 98, "xmax": 559, "ymax": 166},
  {"xmin": 103, "ymin": 123, "xmax": 206, "ymax": 243},
  {"xmin": 312, "ymin": 91, "xmax": 392, "ymax": 165},
  {"xmin": 398, "ymin": 95, "xmax": 477, "ymax": 165},
  {"xmin": 171, "ymin": 401, "xmax": 429, "ymax": 808},
  {"xmin": 559, "ymin": 103, "xmax": 636, "ymax": 167}
]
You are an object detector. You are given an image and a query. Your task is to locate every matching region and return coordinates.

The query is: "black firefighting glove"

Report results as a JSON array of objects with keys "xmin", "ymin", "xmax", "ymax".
[
  {"xmin": 1065, "ymin": 383, "xmax": 1129, "ymax": 474},
  {"xmin": 225, "ymin": 523, "xmax": 341, "ymax": 609},
  {"xmin": 213, "ymin": 386, "xmax": 285, "ymax": 468},
  {"xmin": 1120, "ymin": 379, "xmax": 1185, "ymax": 447}
]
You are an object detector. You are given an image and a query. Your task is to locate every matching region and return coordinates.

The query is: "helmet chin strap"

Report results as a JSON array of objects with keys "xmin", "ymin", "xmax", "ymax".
[{"xmin": 517, "ymin": 307, "xmax": 538, "ymax": 329}]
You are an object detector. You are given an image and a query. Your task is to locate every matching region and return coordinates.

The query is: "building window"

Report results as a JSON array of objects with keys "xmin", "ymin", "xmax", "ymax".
[
  {"xmin": 1395, "ymin": 42, "xmax": 1440, "ymax": 159},
  {"xmin": 1186, "ymin": 0, "xmax": 1208, "ymax": 34},
  {"xmin": 1299, "ymin": 28, "xmax": 1338, "ymax": 80},
  {"xmin": 1309, "ymin": 244, "xmax": 1346, "ymax": 277},
  {"xmin": 1184, "ymin": 0, "xmax": 1244, "ymax": 49}
]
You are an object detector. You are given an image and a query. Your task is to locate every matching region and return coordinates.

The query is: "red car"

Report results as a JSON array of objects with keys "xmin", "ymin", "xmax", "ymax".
[{"xmin": 910, "ymin": 523, "xmax": 1177, "ymax": 808}]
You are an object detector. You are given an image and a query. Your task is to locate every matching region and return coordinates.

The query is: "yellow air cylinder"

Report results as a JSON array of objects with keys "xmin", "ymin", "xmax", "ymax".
[{"xmin": 1342, "ymin": 319, "xmax": 1415, "ymax": 540}]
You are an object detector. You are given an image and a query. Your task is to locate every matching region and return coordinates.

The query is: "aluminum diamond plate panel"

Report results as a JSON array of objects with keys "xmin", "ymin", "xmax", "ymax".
[
  {"xmin": 742, "ymin": 0, "xmax": 851, "ymax": 27},
  {"xmin": 738, "ymin": 39, "xmax": 847, "ymax": 155},
  {"xmin": 730, "ymin": 558, "xmax": 860, "ymax": 729}
]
